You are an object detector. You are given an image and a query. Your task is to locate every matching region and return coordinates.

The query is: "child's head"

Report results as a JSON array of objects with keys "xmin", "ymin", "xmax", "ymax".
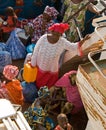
[
  {"xmin": 5, "ymin": 6, "xmax": 15, "ymax": 16},
  {"xmin": 57, "ymin": 113, "xmax": 68, "ymax": 129}
]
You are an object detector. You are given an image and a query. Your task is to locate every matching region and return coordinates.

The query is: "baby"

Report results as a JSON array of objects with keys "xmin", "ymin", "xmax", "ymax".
[{"xmin": 54, "ymin": 113, "xmax": 73, "ymax": 130}]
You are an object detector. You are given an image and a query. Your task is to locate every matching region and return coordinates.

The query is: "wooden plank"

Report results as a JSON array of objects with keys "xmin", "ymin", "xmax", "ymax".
[{"xmin": 76, "ymin": 60, "xmax": 106, "ymax": 130}]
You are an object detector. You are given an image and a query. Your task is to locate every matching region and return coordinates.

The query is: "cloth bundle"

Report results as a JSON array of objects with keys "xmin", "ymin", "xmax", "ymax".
[{"xmin": 6, "ymin": 29, "xmax": 26, "ymax": 60}]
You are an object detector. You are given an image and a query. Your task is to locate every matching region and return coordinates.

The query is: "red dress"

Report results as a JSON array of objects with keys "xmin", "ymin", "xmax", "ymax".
[
  {"xmin": 2, "ymin": 15, "xmax": 17, "ymax": 33},
  {"xmin": 36, "ymin": 67, "xmax": 58, "ymax": 89},
  {"xmin": 54, "ymin": 124, "xmax": 72, "ymax": 130}
]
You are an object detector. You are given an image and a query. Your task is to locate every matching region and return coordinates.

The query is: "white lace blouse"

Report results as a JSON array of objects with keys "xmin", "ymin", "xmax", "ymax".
[{"xmin": 31, "ymin": 34, "xmax": 79, "ymax": 72}]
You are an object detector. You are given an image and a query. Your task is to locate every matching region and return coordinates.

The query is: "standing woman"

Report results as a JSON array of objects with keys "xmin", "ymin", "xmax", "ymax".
[
  {"xmin": 0, "ymin": 6, "xmax": 18, "ymax": 42},
  {"xmin": 61, "ymin": 0, "xmax": 100, "ymax": 63},
  {"xmin": 30, "ymin": 23, "xmax": 86, "ymax": 89},
  {"xmin": 62, "ymin": 0, "xmax": 100, "ymax": 42}
]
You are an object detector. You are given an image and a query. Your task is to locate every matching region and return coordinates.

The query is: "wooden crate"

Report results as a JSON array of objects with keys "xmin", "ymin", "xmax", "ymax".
[{"xmin": 76, "ymin": 59, "xmax": 106, "ymax": 130}]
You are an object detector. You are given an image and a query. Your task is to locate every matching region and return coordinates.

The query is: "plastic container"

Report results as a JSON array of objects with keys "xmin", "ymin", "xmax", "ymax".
[{"xmin": 23, "ymin": 62, "xmax": 38, "ymax": 83}]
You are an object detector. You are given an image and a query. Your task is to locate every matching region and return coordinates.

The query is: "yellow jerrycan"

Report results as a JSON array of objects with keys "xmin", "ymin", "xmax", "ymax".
[{"xmin": 23, "ymin": 62, "xmax": 38, "ymax": 83}]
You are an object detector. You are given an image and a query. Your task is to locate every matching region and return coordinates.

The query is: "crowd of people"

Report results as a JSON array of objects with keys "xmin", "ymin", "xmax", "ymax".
[{"xmin": 0, "ymin": 0, "xmax": 101, "ymax": 129}]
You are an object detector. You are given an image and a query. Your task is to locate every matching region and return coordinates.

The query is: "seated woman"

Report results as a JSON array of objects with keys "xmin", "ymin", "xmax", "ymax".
[
  {"xmin": 0, "ymin": 6, "xmax": 18, "ymax": 42},
  {"xmin": 29, "ymin": 5, "xmax": 59, "ymax": 43}
]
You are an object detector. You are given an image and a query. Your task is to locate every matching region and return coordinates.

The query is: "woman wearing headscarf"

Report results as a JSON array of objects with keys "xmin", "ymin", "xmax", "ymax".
[
  {"xmin": 30, "ymin": 6, "xmax": 59, "ymax": 43},
  {"xmin": 61, "ymin": 0, "xmax": 100, "ymax": 63},
  {"xmin": 29, "ymin": 23, "xmax": 87, "ymax": 89}
]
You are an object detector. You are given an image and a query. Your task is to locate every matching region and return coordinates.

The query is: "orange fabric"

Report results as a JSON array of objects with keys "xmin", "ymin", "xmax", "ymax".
[
  {"xmin": 14, "ymin": 9, "xmax": 22, "ymax": 16},
  {"xmin": 5, "ymin": 79, "xmax": 24, "ymax": 105},
  {"xmin": 1, "ymin": 15, "xmax": 17, "ymax": 33},
  {"xmin": 15, "ymin": 0, "xmax": 24, "ymax": 16},
  {"xmin": 16, "ymin": 0, "xmax": 24, "ymax": 6}
]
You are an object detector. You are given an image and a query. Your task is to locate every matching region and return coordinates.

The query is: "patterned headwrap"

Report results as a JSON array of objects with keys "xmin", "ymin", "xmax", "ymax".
[
  {"xmin": 48, "ymin": 23, "xmax": 69, "ymax": 34},
  {"xmin": 3, "ymin": 65, "xmax": 19, "ymax": 80},
  {"xmin": 44, "ymin": 6, "xmax": 59, "ymax": 19},
  {"xmin": 38, "ymin": 86, "xmax": 50, "ymax": 98}
]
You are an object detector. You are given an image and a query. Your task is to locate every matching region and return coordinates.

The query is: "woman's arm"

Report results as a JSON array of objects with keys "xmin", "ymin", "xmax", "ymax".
[
  {"xmin": 63, "ymin": 34, "xmax": 90, "ymax": 56},
  {"xmin": 12, "ymin": 16, "xmax": 18, "ymax": 27}
]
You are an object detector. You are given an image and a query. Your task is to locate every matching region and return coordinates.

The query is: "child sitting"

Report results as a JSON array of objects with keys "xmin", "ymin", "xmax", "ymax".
[{"xmin": 54, "ymin": 113, "xmax": 73, "ymax": 130}]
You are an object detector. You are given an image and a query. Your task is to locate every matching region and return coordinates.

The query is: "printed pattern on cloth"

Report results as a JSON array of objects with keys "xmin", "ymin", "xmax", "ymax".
[
  {"xmin": 31, "ymin": 15, "xmax": 54, "ymax": 43},
  {"xmin": 0, "ymin": 51, "xmax": 12, "ymax": 73},
  {"xmin": 63, "ymin": 0, "xmax": 88, "ymax": 42},
  {"xmin": 6, "ymin": 29, "xmax": 26, "ymax": 60}
]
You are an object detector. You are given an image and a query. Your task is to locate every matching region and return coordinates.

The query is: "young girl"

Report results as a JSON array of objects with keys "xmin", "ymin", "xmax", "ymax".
[{"xmin": 27, "ymin": 23, "xmax": 88, "ymax": 89}]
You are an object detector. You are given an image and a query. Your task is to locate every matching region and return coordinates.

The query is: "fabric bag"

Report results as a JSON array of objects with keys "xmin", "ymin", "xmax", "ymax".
[
  {"xmin": 21, "ymin": 81, "xmax": 38, "ymax": 103},
  {"xmin": 0, "ymin": 42, "xmax": 6, "ymax": 51},
  {"xmin": 5, "ymin": 29, "xmax": 26, "ymax": 60},
  {"xmin": 0, "ymin": 51, "xmax": 12, "ymax": 73},
  {"xmin": 0, "ymin": 81, "xmax": 10, "ymax": 100},
  {"xmin": 5, "ymin": 79, "xmax": 24, "ymax": 105}
]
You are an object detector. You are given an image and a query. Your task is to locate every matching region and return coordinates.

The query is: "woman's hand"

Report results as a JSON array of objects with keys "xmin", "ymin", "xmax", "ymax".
[
  {"xmin": 79, "ymin": 34, "xmax": 91, "ymax": 46},
  {"xmin": 78, "ymin": 35, "xmax": 91, "ymax": 56},
  {"xmin": 28, "ymin": 61, "xmax": 35, "ymax": 68}
]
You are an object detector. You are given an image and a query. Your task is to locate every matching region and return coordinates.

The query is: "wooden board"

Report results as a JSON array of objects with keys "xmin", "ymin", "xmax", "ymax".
[{"xmin": 76, "ymin": 59, "xmax": 106, "ymax": 130}]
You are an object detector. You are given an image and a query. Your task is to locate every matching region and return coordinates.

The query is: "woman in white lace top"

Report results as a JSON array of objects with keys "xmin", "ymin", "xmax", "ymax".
[{"xmin": 30, "ymin": 23, "xmax": 84, "ymax": 89}]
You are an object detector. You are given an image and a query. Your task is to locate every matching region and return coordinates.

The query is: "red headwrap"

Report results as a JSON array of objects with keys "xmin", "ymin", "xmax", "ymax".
[{"xmin": 48, "ymin": 23, "xmax": 69, "ymax": 34}]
